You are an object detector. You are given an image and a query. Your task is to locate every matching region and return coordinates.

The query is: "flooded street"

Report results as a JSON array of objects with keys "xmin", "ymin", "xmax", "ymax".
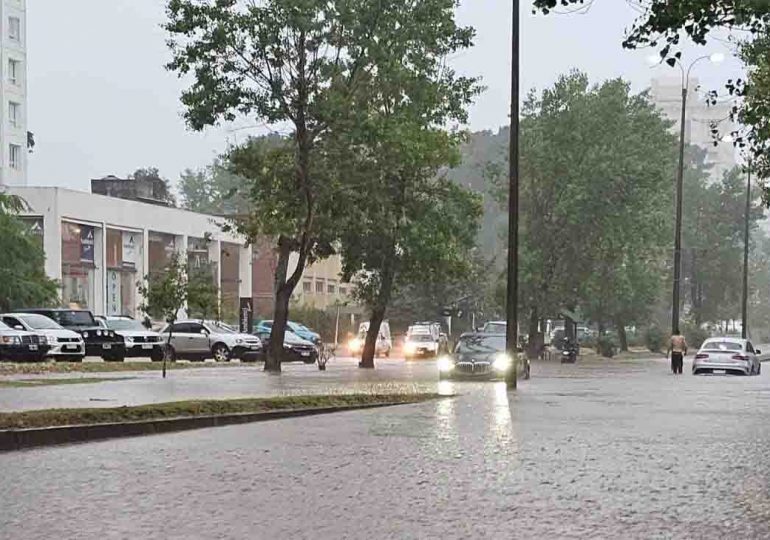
[{"xmin": 3, "ymin": 357, "xmax": 770, "ymax": 539}]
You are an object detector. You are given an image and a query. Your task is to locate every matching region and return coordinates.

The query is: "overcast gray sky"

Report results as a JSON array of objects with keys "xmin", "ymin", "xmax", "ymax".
[{"xmin": 28, "ymin": 0, "xmax": 743, "ymax": 192}]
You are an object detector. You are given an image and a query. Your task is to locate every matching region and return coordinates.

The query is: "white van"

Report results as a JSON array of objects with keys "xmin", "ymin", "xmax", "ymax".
[{"xmin": 349, "ymin": 320, "xmax": 392, "ymax": 357}]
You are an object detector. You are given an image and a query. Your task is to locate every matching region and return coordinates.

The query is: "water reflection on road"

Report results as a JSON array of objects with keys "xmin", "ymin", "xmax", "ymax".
[{"xmin": 3, "ymin": 357, "xmax": 770, "ymax": 538}]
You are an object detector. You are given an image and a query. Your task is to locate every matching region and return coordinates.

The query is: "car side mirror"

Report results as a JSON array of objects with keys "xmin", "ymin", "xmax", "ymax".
[
  {"xmin": 200, "ymin": 329, "xmax": 208, "ymax": 335},
  {"xmin": 756, "ymin": 349, "xmax": 762, "ymax": 355},
  {"xmin": 14, "ymin": 325, "xmax": 24, "ymax": 331}
]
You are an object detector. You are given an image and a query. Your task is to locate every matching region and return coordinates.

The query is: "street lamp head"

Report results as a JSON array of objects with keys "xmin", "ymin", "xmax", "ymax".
[{"xmin": 709, "ymin": 52, "xmax": 725, "ymax": 64}]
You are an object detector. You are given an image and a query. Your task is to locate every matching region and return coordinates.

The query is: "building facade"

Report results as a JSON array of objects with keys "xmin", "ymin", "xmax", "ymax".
[
  {"xmin": 288, "ymin": 253, "xmax": 352, "ymax": 310},
  {"xmin": 9, "ymin": 186, "xmax": 253, "ymax": 320},
  {"xmin": 650, "ymin": 77, "xmax": 737, "ymax": 180},
  {"xmin": 0, "ymin": 0, "xmax": 26, "ymax": 186}
]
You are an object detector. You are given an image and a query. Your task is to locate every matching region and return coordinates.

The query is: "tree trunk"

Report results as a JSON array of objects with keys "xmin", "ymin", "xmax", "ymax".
[
  {"xmin": 597, "ymin": 322, "xmax": 605, "ymax": 353},
  {"xmin": 266, "ymin": 237, "xmax": 293, "ymax": 372},
  {"xmin": 360, "ymin": 252, "xmax": 397, "ymax": 369},
  {"xmin": 615, "ymin": 318, "xmax": 628, "ymax": 352},
  {"xmin": 361, "ymin": 305, "xmax": 386, "ymax": 369}
]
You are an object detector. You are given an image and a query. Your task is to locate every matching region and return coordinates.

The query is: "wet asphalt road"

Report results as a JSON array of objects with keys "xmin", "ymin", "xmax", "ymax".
[{"xmin": 3, "ymin": 356, "xmax": 770, "ymax": 539}]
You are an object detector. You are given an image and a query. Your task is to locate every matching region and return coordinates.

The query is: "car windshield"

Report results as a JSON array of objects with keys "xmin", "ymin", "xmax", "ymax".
[
  {"xmin": 0, "ymin": 320, "xmax": 10, "ymax": 330},
  {"xmin": 20, "ymin": 315, "xmax": 61, "ymax": 330},
  {"xmin": 207, "ymin": 322, "xmax": 236, "ymax": 334},
  {"xmin": 55, "ymin": 311, "xmax": 96, "ymax": 327},
  {"xmin": 484, "ymin": 323, "xmax": 506, "ymax": 333},
  {"xmin": 702, "ymin": 341, "xmax": 743, "ymax": 352},
  {"xmin": 106, "ymin": 319, "xmax": 146, "ymax": 332},
  {"xmin": 456, "ymin": 335, "xmax": 506, "ymax": 354}
]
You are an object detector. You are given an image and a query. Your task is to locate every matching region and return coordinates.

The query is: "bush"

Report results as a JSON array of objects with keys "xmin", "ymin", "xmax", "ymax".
[
  {"xmin": 644, "ymin": 325, "xmax": 666, "ymax": 353},
  {"xmin": 597, "ymin": 335, "xmax": 617, "ymax": 358},
  {"xmin": 683, "ymin": 323, "xmax": 710, "ymax": 350}
]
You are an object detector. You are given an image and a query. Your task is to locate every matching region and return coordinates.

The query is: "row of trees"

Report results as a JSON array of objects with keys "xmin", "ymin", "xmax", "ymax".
[{"xmin": 165, "ymin": 0, "xmax": 482, "ymax": 370}]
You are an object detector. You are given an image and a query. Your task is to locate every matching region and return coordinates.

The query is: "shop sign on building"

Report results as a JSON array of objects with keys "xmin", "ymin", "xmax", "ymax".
[
  {"xmin": 107, "ymin": 270, "xmax": 121, "ymax": 315},
  {"xmin": 122, "ymin": 232, "xmax": 139, "ymax": 270},
  {"xmin": 80, "ymin": 225, "xmax": 95, "ymax": 263}
]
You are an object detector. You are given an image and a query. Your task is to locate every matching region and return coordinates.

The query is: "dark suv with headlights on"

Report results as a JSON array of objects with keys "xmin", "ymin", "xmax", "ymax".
[
  {"xmin": 18, "ymin": 309, "xmax": 126, "ymax": 362},
  {"xmin": 437, "ymin": 332, "xmax": 530, "ymax": 381}
]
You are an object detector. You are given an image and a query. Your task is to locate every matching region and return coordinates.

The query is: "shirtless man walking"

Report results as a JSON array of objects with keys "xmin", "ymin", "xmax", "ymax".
[{"xmin": 667, "ymin": 330, "xmax": 688, "ymax": 375}]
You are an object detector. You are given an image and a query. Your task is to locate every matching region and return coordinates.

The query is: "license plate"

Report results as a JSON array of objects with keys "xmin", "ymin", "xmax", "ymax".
[
  {"xmin": 301, "ymin": 351, "xmax": 310, "ymax": 357},
  {"xmin": 29, "ymin": 345, "xmax": 38, "ymax": 351},
  {"xmin": 102, "ymin": 343, "xmax": 112, "ymax": 350},
  {"xmin": 249, "ymin": 345, "xmax": 259, "ymax": 349},
  {"xmin": 64, "ymin": 345, "xmax": 78, "ymax": 351},
  {"xmin": 141, "ymin": 344, "xmax": 153, "ymax": 350},
  {"xmin": 712, "ymin": 369, "xmax": 725, "ymax": 374}
]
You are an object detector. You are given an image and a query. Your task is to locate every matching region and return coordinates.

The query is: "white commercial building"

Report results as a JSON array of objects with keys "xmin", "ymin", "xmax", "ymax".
[
  {"xmin": 0, "ymin": 0, "xmax": 26, "ymax": 186},
  {"xmin": 650, "ymin": 77, "xmax": 737, "ymax": 180},
  {"xmin": 8, "ymin": 186, "xmax": 253, "ymax": 320}
]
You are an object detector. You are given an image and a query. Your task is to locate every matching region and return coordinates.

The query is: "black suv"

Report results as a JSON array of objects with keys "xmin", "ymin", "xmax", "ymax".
[{"xmin": 18, "ymin": 309, "xmax": 126, "ymax": 362}]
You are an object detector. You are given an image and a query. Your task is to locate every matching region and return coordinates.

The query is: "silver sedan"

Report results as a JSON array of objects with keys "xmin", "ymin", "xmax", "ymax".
[{"xmin": 692, "ymin": 337, "xmax": 762, "ymax": 376}]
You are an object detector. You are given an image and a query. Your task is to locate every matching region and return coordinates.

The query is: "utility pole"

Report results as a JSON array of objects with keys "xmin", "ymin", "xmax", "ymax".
[
  {"xmin": 742, "ymin": 164, "xmax": 752, "ymax": 339},
  {"xmin": 506, "ymin": 0, "xmax": 520, "ymax": 389},
  {"xmin": 672, "ymin": 85, "xmax": 687, "ymax": 335}
]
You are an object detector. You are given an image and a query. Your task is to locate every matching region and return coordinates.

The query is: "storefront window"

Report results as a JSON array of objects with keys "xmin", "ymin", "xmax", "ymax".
[
  {"xmin": 105, "ymin": 229, "xmax": 142, "ymax": 316},
  {"xmin": 220, "ymin": 242, "xmax": 240, "ymax": 322},
  {"xmin": 61, "ymin": 222, "xmax": 96, "ymax": 310},
  {"xmin": 148, "ymin": 231, "xmax": 176, "ymax": 278}
]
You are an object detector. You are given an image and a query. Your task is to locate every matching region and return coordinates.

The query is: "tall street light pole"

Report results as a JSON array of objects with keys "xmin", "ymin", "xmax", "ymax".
[
  {"xmin": 742, "ymin": 163, "xmax": 752, "ymax": 339},
  {"xmin": 657, "ymin": 52, "xmax": 724, "ymax": 335},
  {"xmin": 506, "ymin": 0, "xmax": 520, "ymax": 389}
]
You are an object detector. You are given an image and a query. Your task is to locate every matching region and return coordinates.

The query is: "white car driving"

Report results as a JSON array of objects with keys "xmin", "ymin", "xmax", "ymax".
[{"xmin": 1, "ymin": 313, "xmax": 85, "ymax": 361}]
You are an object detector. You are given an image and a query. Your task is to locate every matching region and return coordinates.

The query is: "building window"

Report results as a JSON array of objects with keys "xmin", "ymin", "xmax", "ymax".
[
  {"xmin": 8, "ymin": 101, "xmax": 19, "ymax": 128},
  {"xmin": 9, "ymin": 144, "xmax": 21, "ymax": 169},
  {"xmin": 8, "ymin": 59, "xmax": 19, "ymax": 85},
  {"xmin": 339, "ymin": 286, "xmax": 347, "ymax": 296},
  {"xmin": 327, "ymin": 282, "xmax": 336, "ymax": 295},
  {"xmin": 8, "ymin": 17, "xmax": 20, "ymax": 42},
  {"xmin": 303, "ymin": 281, "xmax": 312, "ymax": 293},
  {"xmin": 315, "ymin": 280, "xmax": 325, "ymax": 294}
]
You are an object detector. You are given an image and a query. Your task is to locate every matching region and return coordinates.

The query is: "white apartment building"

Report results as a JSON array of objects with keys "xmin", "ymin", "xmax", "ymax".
[
  {"xmin": 0, "ymin": 0, "xmax": 25, "ymax": 186},
  {"xmin": 650, "ymin": 77, "xmax": 737, "ymax": 180}
]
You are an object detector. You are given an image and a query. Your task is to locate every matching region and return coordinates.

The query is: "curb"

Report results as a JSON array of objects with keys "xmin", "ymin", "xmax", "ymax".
[{"xmin": 0, "ymin": 401, "xmax": 421, "ymax": 452}]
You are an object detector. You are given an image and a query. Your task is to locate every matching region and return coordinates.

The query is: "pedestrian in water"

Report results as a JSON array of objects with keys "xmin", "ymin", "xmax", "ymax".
[{"xmin": 667, "ymin": 330, "xmax": 688, "ymax": 375}]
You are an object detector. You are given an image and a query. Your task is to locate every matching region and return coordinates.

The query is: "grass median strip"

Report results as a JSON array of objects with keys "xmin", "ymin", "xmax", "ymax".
[
  {"xmin": 0, "ymin": 393, "xmax": 443, "ymax": 430},
  {"xmin": 0, "ymin": 361, "xmax": 251, "ymax": 376},
  {"xmin": 0, "ymin": 377, "xmax": 134, "ymax": 388}
]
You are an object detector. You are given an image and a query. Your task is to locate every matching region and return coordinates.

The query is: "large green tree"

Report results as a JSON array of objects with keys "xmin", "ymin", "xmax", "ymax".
[
  {"xmin": 0, "ymin": 193, "xmax": 59, "ymax": 312},
  {"xmin": 165, "ymin": 0, "xmax": 479, "ymax": 371},
  {"xmin": 489, "ymin": 72, "xmax": 676, "ymax": 350},
  {"xmin": 533, "ymin": 0, "xmax": 770, "ymax": 191}
]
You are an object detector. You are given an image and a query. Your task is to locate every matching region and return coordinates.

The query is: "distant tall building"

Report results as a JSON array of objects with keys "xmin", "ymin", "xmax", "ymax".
[
  {"xmin": 650, "ymin": 77, "xmax": 737, "ymax": 180},
  {"xmin": 0, "ymin": 0, "xmax": 26, "ymax": 186}
]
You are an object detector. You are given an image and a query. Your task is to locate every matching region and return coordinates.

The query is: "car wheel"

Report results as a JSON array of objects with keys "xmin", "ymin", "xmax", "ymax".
[
  {"xmin": 212, "ymin": 343, "xmax": 231, "ymax": 362},
  {"xmin": 758, "ymin": 363, "xmax": 762, "ymax": 375},
  {"xmin": 150, "ymin": 349, "xmax": 163, "ymax": 362}
]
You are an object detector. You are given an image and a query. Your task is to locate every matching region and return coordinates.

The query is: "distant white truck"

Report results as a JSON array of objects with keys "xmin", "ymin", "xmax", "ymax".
[
  {"xmin": 404, "ymin": 322, "xmax": 445, "ymax": 359},
  {"xmin": 348, "ymin": 321, "xmax": 392, "ymax": 357}
]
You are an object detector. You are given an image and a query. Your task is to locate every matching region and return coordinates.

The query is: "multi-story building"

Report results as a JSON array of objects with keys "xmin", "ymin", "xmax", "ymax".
[
  {"xmin": 0, "ymin": 0, "xmax": 26, "ymax": 186},
  {"xmin": 650, "ymin": 76, "xmax": 737, "ymax": 180}
]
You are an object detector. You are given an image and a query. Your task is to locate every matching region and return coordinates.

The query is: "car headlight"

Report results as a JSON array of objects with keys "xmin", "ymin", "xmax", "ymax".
[
  {"xmin": 236, "ymin": 338, "xmax": 244, "ymax": 344},
  {"xmin": 124, "ymin": 336, "xmax": 134, "ymax": 344},
  {"xmin": 404, "ymin": 343, "xmax": 417, "ymax": 354},
  {"xmin": 1, "ymin": 335, "xmax": 21, "ymax": 345},
  {"xmin": 39, "ymin": 336, "xmax": 49, "ymax": 345},
  {"xmin": 493, "ymin": 353, "xmax": 513, "ymax": 373},
  {"xmin": 82, "ymin": 331, "xmax": 89, "ymax": 338},
  {"xmin": 349, "ymin": 338, "xmax": 362, "ymax": 351},
  {"xmin": 437, "ymin": 356, "xmax": 454, "ymax": 373}
]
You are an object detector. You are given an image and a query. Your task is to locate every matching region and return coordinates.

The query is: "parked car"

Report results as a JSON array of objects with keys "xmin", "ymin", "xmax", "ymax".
[
  {"xmin": 1, "ymin": 313, "xmax": 85, "ymax": 361},
  {"xmin": 0, "ymin": 320, "xmax": 50, "ymax": 362},
  {"xmin": 255, "ymin": 320, "xmax": 322, "ymax": 345},
  {"xmin": 437, "ymin": 332, "xmax": 529, "ymax": 381},
  {"xmin": 693, "ymin": 337, "xmax": 761, "ymax": 376},
  {"xmin": 17, "ymin": 309, "xmax": 126, "ymax": 361},
  {"xmin": 481, "ymin": 321, "xmax": 507, "ymax": 334},
  {"xmin": 98, "ymin": 316, "xmax": 164, "ymax": 362},
  {"xmin": 159, "ymin": 319, "xmax": 262, "ymax": 362},
  {"xmin": 254, "ymin": 329, "xmax": 318, "ymax": 364}
]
